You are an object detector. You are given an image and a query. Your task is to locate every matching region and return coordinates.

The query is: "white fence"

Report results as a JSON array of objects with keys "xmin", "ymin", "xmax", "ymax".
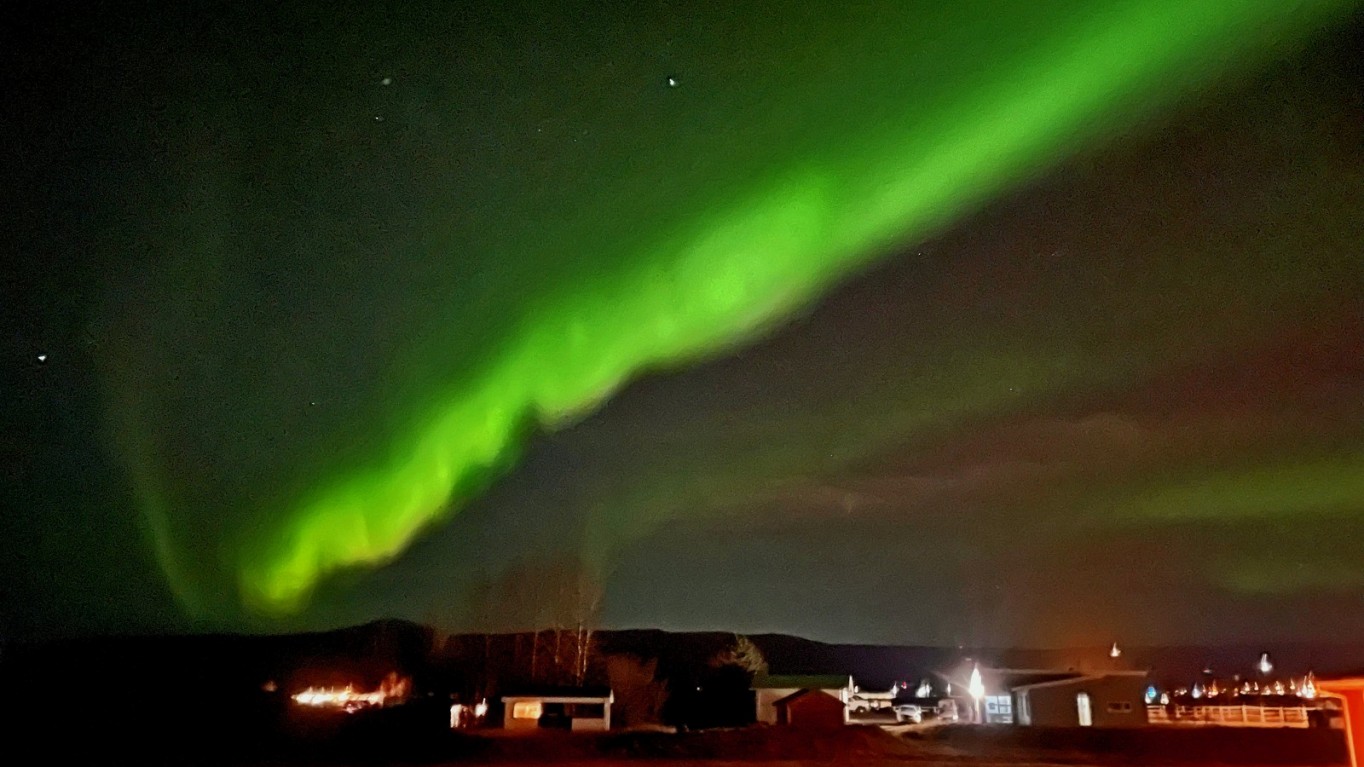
[{"xmin": 1146, "ymin": 704, "xmax": 1312, "ymax": 728}]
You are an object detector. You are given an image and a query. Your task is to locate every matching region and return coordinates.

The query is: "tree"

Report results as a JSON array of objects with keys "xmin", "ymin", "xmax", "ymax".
[
  {"xmin": 605, "ymin": 654, "xmax": 668, "ymax": 727},
  {"xmin": 710, "ymin": 634, "xmax": 767, "ymax": 679},
  {"xmin": 468, "ymin": 556, "xmax": 605, "ymax": 688}
]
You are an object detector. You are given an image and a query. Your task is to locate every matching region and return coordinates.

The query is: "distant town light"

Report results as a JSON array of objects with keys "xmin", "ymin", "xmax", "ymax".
[
  {"xmin": 294, "ymin": 685, "xmax": 387, "ymax": 710},
  {"xmin": 290, "ymin": 672, "xmax": 410, "ymax": 713},
  {"xmin": 1258, "ymin": 652, "xmax": 1274, "ymax": 675}
]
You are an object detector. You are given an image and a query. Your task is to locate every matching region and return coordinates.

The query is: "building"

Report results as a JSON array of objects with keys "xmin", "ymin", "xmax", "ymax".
[
  {"xmin": 500, "ymin": 686, "xmax": 613, "ymax": 732},
  {"xmin": 935, "ymin": 664, "xmax": 1078, "ymax": 724},
  {"xmin": 1318, "ymin": 676, "xmax": 1364, "ymax": 767},
  {"xmin": 773, "ymin": 687, "xmax": 850, "ymax": 726},
  {"xmin": 936, "ymin": 659, "xmax": 1148, "ymax": 727},
  {"xmin": 1014, "ymin": 672, "xmax": 1149, "ymax": 727},
  {"xmin": 753, "ymin": 674, "xmax": 853, "ymax": 726}
]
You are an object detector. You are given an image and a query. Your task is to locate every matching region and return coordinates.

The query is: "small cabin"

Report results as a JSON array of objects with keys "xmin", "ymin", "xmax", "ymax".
[
  {"xmin": 753, "ymin": 674, "xmax": 854, "ymax": 726},
  {"xmin": 501, "ymin": 686, "xmax": 613, "ymax": 732}
]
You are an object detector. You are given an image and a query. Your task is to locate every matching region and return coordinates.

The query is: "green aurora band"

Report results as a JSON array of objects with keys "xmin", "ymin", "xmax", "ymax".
[{"xmin": 133, "ymin": 0, "xmax": 1357, "ymax": 615}]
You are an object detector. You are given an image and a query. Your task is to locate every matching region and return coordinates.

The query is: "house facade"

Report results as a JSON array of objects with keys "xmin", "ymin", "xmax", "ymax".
[
  {"xmin": 936, "ymin": 658, "xmax": 1148, "ymax": 727},
  {"xmin": 1014, "ymin": 672, "xmax": 1149, "ymax": 727},
  {"xmin": 753, "ymin": 674, "xmax": 853, "ymax": 726},
  {"xmin": 774, "ymin": 687, "xmax": 849, "ymax": 726},
  {"xmin": 501, "ymin": 686, "xmax": 613, "ymax": 732}
]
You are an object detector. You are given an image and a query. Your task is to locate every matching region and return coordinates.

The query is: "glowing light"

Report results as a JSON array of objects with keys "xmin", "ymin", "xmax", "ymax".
[
  {"xmin": 1145, "ymin": 685, "xmax": 1159, "ymax": 704},
  {"xmin": 512, "ymin": 701, "xmax": 543, "ymax": 719},
  {"xmin": 1191, "ymin": 683, "xmax": 1204, "ymax": 699},
  {"xmin": 968, "ymin": 665, "xmax": 985, "ymax": 701},
  {"xmin": 290, "ymin": 672, "xmax": 410, "ymax": 712},
  {"xmin": 293, "ymin": 685, "xmax": 385, "ymax": 710},
  {"xmin": 1258, "ymin": 652, "xmax": 1274, "ymax": 675},
  {"xmin": 1110, "ymin": 641, "xmax": 1122, "ymax": 659},
  {"xmin": 1301, "ymin": 673, "xmax": 1317, "ymax": 699}
]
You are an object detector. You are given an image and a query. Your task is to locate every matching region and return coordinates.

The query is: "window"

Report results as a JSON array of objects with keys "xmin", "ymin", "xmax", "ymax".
[
  {"xmin": 512, "ymin": 701, "xmax": 543, "ymax": 719},
  {"xmin": 1107, "ymin": 701, "xmax": 1133, "ymax": 713},
  {"xmin": 568, "ymin": 703, "xmax": 606, "ymax": 718},
  {"xmin": 1076, "ymin": 693, "xmax": 1092, "ymax": 727},
  {"xmin": 985, "ymin": 694, "xmax": 1013, "ymax": 723}
]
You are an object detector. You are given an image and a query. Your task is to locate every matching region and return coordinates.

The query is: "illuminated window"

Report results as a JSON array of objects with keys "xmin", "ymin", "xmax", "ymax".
[
  {"xmin": 512, "ymin": 701, "xmax": 543, "ymax": 719},
  {"xmin": 984, "ymin": 695, "xmax": 1013, "ymax": 723},
  {"xmin": 1076, "ymin": 693, "xmax": 1092, "ymax": 727}
]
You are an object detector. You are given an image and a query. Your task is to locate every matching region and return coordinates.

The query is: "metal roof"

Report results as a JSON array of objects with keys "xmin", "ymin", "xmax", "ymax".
[{"xmin": 753, "ymin": 673, "xmax": 852, "ymax": 690}]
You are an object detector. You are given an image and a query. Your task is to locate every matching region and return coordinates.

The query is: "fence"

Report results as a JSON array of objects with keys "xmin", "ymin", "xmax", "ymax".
[{"xmin": 1147, "ymin": 704, "xmax": 1313, "ymax": 728}]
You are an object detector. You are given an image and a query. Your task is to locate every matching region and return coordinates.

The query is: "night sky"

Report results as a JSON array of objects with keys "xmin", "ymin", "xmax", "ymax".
[{"xmin": 3, "ymin": 1, "xmax": 1363, "ymax": 645}]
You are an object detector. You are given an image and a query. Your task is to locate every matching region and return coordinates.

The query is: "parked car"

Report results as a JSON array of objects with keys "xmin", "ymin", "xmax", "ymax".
[
  {"xmin": 847, "ymin": 687, "xmax": 897, "ymax": 714},
  {"xmin": 893, "ymin": 703, "xmax": 924, "ymax": 723},
  {"xmin": 935, "ymin": 699, "xmax": 959, "ymax": 722}
]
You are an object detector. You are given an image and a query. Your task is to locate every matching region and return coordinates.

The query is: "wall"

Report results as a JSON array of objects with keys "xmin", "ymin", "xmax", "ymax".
[
  {"xmin": 781, "ymin": 689, "xmax": 848, "ymax": 726},
  {"xmin": 1019, "ymin": 676, "xmax": 1148, "ymax": 728},
  {"xmin": 756, "ymin": 688, "xmax": 801, "ymax": 724}
]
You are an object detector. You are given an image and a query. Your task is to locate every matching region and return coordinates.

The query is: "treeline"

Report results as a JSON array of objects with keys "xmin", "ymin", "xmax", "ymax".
[
  {"xmin": 0, "ymin": 618, "xmax": 769, "ymax": 731},
  {"xmin": 436, "ymin": 628, "xmax": 768, "ymax": 728}
]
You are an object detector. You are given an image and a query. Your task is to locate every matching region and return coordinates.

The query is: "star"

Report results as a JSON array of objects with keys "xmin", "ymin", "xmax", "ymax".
[
  {"xmin": 380, "ymin": 77, "xmax": 392, "ymax": 86},
  {"xmin": 666, "ymin": 76, "xmax": 678, "ymax": 87},
  {"xmin": 36, "ymin": 354, "xmax": 47, "ymax": 363}
]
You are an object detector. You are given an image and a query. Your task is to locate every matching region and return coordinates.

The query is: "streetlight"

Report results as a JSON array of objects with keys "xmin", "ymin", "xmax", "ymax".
[{"xmin": 969, "ymin": 664, "xmax": 985, "ymax": 723}]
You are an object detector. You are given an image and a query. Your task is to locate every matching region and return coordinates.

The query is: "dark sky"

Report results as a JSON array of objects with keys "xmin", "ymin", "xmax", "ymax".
[{"xmin": 2, "ymin": 1, "xmax": 1362, "ymax": 645}]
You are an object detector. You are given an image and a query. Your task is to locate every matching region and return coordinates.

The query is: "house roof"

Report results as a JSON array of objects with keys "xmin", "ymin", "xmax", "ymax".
[
  {"xmin": 1318, "ymin": 675, "xmax": 1364, "ymax": 692},
  {"xmin": 775, "ymin": 687, "xmax": 847, "ymax": 707},
  {"xmin": 1000, "ymin": 671, "xmax": 1084, "ymax": 689},
  {"xmin": 500, "ymin": 685, "xmax": 613, "ymax": 701},
  {"xmin": 753, "ymin": 673, "xmax": 852, "ymax": 690},
  {"xmin": 933, "ymin": 667, "xmax": 1079, "ymax": 692},
  {"xmin": 1011, "ymin": 671, "xmax": 1148, "ymax": 692}
]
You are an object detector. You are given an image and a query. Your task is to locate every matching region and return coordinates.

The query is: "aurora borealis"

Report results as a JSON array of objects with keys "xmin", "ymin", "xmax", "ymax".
[{"xmin": 3, "ymin": 1, "xmax": 1363, "ymax": 643}]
